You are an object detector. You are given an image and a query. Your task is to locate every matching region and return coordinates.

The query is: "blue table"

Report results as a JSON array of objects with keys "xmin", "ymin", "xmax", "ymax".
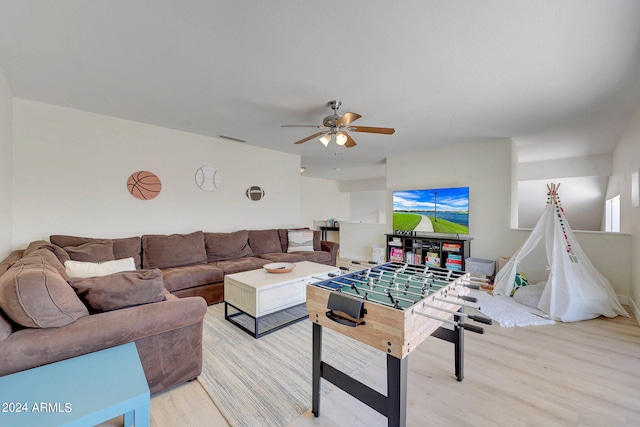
[{"xmin": 0, "ymin": 342, "xmax": 150, "ymax": 426}]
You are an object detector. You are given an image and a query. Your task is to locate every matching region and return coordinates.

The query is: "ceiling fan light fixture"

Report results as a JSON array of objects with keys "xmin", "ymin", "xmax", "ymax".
[
  {"xmin": 319, "ymin": 133, "xmax": 331, "ymax": 146},
  {"xmin": 336, "ymin": 132, "xmax": 347, "ymax": 145}
]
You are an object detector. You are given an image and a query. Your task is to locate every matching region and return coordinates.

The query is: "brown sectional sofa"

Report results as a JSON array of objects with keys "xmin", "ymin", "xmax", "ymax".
[
  {"xmin": 0, "ymin": 228, "xmax": 339, "ymax": 394},
  {"xmin": 52, "ymin": 228, "xmax": 339, "ymax": 305},
  {"xmin": 0, "ymin": 243, "xmax": 207, "ymax": 394}
]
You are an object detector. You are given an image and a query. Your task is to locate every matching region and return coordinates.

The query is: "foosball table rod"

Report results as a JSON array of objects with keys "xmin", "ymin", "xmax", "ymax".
[
  {"xmin": 421, "ymin": 302, "xmax": 493, "ymax": 325},
  {"xmin": 412, "ymin": 309, "xmax": 486, "ymax": 334}
]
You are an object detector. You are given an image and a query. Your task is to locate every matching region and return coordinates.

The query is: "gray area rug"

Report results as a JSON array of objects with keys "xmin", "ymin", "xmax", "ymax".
[{"xmin": 199, "ymin": 303, "xmax": 382, "ymax": 427}]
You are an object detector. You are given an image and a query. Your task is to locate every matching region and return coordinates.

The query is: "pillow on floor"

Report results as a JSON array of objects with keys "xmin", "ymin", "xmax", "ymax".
[
  {"xmin": 513, "ymin": 282, "xmax": 545, "ymax": 309},
  {"xmin": 68, "ymin": 269, "xmax": 165, "ymax": 312},
  {"xmin": 65, "ymin": 257, "xmax": 136, "ymax": 278},
  {"xmin": 511, "ymin": 272, "xmax": 529, "ymax": 296}
]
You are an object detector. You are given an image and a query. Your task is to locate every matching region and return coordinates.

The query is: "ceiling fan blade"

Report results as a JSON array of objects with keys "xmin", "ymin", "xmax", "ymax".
[
  {"xmin": 293, "ymin": 131, "xmax": 326, "ymax": 145},
  {"xmin": 336, "ymin": 112, "xmax": 362, "ymax": 127},
  {"xmin": 282, "ymin": 125, "xmax": 324, "ymax": 128},
  {"xmin": 344, "ymin": 132, "xmax": 357, "ymax": 148},
  {"xmin": 348, "ymin": 126, "xmax": 395, "ymax": 135}
]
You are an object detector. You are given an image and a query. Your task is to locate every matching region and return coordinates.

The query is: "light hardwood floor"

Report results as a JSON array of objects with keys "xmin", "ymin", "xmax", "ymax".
[{"xmin": 101, "ymin": 260, "xmax": 640, "ymax": 427}]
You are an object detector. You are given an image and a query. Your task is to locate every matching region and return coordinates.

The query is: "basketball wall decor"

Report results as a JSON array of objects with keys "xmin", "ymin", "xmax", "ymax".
[
  {"xmin": 245, "ymin": 186, "xmax": 265, "ymax": 201},
  {"xmin": 127, "ymin": 171, "xmax": 162, "ymax": 200},
  {"xmin": 195, "ymin": 166, "xmax": 221, "ymax": 191}
]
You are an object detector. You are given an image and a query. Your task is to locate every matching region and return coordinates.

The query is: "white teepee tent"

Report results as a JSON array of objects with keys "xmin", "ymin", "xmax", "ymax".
[{"xmin": 493, "ymin": 184, "xmax": 629, "ymax": 322}]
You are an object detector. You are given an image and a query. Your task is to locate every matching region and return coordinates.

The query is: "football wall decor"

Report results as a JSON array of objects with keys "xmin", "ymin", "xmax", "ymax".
[
  {"xmin": 127, "ymin": 171, "xmax": 162, "ymax": 200},
  {"xmin": 245, "ymin": 186, "xmax": 265, "ymax": 201}
]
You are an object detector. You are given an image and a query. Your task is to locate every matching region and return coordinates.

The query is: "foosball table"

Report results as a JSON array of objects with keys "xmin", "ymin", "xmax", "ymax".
[{"xmin": 306, "ymin": 261, "xmax": 492, "ymax": 427}]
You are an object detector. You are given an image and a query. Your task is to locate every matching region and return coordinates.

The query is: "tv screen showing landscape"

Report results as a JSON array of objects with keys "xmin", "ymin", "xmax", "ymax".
[{"xmin": 393, "ymin": 187, "xmax": 469, "ymax": 234}]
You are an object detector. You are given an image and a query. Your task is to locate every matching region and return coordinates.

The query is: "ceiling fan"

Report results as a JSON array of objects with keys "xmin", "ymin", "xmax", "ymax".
[{"xmin": 281, "ymin": 100, "xmax": 395, "ymax": 148}]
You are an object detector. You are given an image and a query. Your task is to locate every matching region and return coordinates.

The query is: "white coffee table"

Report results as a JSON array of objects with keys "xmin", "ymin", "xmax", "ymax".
[{"xmin": 224, "ymin": 261, "xmax": 340, "ymax": 338}]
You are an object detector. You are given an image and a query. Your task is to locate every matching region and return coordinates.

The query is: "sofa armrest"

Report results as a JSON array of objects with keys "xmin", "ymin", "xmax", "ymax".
[
  {"xmin": 0, "ymin": 250, "xmax": 24, "ymax": 276},
  {"xmin": 321, "ymin": 240, "xmax": 340, "ymax": 266},
  {"xmin": 0, "ymin": 296, "xmax": 207, "ymax": 377}
]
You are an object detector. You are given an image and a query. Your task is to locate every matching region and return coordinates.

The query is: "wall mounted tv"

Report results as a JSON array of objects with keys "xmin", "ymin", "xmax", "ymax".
[{"xmin": 393, "ymin": 187, "xmax": 469, "ymax": 235}]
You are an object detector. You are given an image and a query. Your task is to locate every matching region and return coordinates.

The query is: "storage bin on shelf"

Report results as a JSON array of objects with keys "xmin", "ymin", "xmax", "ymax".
[
  {"xmin": 465, "ymin": 257, "xmax": 495, "ymax": 276},
  {"xmin": 465, "ymin": 257, "xmax": 496, "ymax": 290}
]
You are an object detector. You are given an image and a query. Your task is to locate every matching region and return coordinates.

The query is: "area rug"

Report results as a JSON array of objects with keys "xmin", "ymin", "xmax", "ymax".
[
  {"xmin": 469, "ymin": 290, "xmax": 556, "ymax": 327},
  {"xmin": 198, "ymin": 304, "xmax": 382, "ymax": 427}
]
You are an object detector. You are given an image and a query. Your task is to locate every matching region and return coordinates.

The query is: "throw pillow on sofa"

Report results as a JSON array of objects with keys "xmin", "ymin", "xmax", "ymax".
[
  {"xmin": 0, "ymin": 256, "xmax": 89, "ymax": 328},
  {"xmin": 142, "ymin": 231, "xmax": 208, "ymax": 269},
  {"xmin": 68, "ymin": 269, "xmax": 166, "ymax": 312},
  {"xmin": 287, "ymin": 230, "xmax": 315, "ymax": 252},
  {"xmin": 64, "ymin": 257, "xmax": 137, "ymax": 278}
]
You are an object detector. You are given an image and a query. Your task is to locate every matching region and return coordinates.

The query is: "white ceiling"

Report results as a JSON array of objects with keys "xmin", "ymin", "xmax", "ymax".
[{"xmin": 1, "ymin": 1, "xmax": 640, "ymax": 181}]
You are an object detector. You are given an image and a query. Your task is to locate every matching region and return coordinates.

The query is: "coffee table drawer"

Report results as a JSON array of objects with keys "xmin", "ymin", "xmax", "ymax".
[{"xmin": 258, "ymin": 279, "xmax": 306, "ymax": 315}]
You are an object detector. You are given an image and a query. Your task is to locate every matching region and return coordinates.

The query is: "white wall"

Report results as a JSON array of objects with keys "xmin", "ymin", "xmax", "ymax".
[
  {"xmin": 339, "ymin": 222, "xmax": 388, "ymax": 260},
  {"xmin": 350, "ymin": 190, "xmax": 386, "ymax": 224},
  {"xmin": 612, "ymin": 101, "xmax": 640, "ymax": 316},
  {"xmin": 387, "ymin": 139, "xmax": 513, "ymax": 261},
  {"xmin": 300, "ymin": 176, "xmax": 350, "ymax": 228},
  {"xmin": 385, "ymin": 138, "xmax": 631, "ymax": 297},
  {"xmin": 517, "ymin": 154, "xmax": 612, "ymax": 230},
  {"xmin": 11, "ymin": 99, "xmax": 301, "ymax": 248},
  {"xmin": 0, "ymin": 66, "xmax": 12, "ymax": 259}
]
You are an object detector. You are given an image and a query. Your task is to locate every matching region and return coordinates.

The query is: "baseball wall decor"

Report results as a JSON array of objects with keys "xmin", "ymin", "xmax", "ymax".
[
  {"xmin": 195, "ymin": 166, "xmax": 221, "ymax": 191},
  {"xmin": 245, "ymin": 186, "xmax": 265, "ymax": 201},
  {"xmin": 127, "ymin": 171, "xmax": 162, "ymax": 200}
]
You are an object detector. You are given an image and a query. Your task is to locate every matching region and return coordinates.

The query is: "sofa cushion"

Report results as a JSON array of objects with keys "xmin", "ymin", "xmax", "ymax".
[
  {"xmin": 204, "ymin": 230, "xmax": 253, "ymax": 262},
  {"xmin": 68, "ymin": 269, "xmax": 166, "ymax": 312},
  {"xmin": 0, "ymin": 310, "xmax": 12, "ymax": 342},
  {"xmin": 212, "ymin": 257, "xmax": 271, "ymax": 275},
  {"xmin": 248, "ymin": 229, "xmax": 283, "ymax": 255},
  {"xmin": 64, "ymin": 257, "xmax": 137, "ymax": 278},
  {"xmin": 0, "ymin": 250, "xmax": 24, "ymax": 277},
  {"xmin": 294, "ymin": 250, "xmax": 332, "ymax": 264},
  {"xmin": 0, "ymin": 256, "xmax": 89, "ymax": 328},
  {"xmin": 22, "ymin": 243, "xmax": 70, "ymax": 280},
  {"xmin": 257, "ymin": 252, "xmax": 306, "ymax": 263},
  {"xmin": 23, "ymin": 240, "xmax": 71, "ymax": 266},
  {"xmin": 142, "ymin": 231, "xmax": 207, "ymax": 269},
  {"xmin": 64, "ymin": 241, "xmax": 115, "ymax": 262},
  {"xmin": 160, "ymin": 264, "xmax": 224, "ymax": 293},
  {"xmin": 50, "ymin": 235, "xmax": 143, "ymax": 269},
  {"xmin": 286, "ymin": 229, "xmax": 315, "ymax": 252}
]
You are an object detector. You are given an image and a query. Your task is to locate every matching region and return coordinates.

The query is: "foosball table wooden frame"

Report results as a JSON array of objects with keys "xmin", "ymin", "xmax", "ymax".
[{"xmin": 306, "ymin": 261, "xmax": 491, "ymax": 427}]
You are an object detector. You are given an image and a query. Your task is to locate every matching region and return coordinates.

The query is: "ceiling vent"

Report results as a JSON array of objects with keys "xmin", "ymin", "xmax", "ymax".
[{"xmin": 217, "ymin": 134, "xmax": 247, "ymax": 143}]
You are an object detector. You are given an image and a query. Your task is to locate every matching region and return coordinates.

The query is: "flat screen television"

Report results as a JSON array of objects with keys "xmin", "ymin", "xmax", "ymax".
[{"xmin": 393, "ymin": 187, "xmax": 469, "ymax": 235}]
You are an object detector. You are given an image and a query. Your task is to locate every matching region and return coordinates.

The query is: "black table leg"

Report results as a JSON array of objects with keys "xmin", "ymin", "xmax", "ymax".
[
  {"xmin": 312, "ymin": 322, "xmax": 322, "ymax": 417},
  {"xmin": 386, "ymin": 354, "xmax": 408, "ymax": 427},
  {"xmin": 454, "ymin": 309, "xmax": 464, "ymax": 381}
]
